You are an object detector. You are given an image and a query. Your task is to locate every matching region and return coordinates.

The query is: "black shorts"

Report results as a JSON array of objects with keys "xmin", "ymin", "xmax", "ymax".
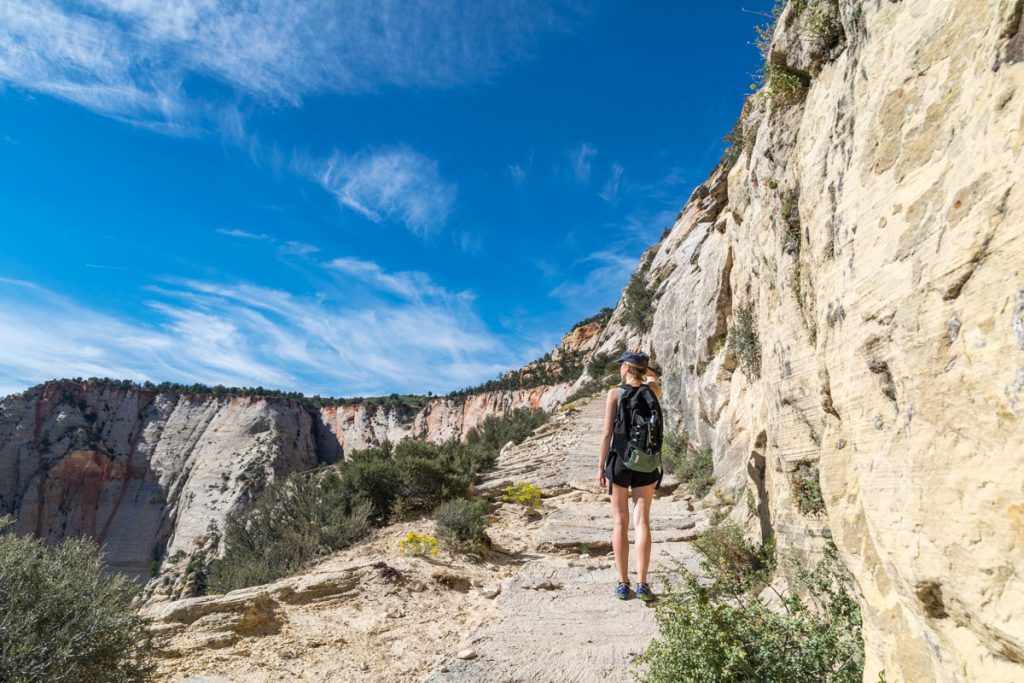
[{"xmin": 605, "ymin": 452, "xmax": 661, "ymax": 494}]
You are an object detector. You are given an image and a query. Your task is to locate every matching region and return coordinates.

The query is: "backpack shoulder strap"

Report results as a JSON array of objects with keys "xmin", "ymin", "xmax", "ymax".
[{"xmin": 613, "ymin": 384, "xmax": 631, "ymax": 435}]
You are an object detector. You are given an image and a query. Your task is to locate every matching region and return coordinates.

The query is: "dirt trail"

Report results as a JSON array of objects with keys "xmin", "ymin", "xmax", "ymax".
[{"xmin": 423, "ymin": 395, "xmax": 703, "ymax": 683}]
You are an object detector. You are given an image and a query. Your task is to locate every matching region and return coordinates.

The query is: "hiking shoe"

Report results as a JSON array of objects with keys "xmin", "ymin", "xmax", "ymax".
[
  {"xmin": 636, "ymin": 582, "xmax": 657, "ymax": 603},
  {"xmin": 615, "ymin": 581, "xmax": 632, "ymax": 600}
]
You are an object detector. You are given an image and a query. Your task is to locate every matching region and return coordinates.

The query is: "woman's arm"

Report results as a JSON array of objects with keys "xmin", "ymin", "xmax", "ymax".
[
  {"xmin": 597, "ymin": 388, "xmax": 617, "ymax": 489},
  {"xmin": 645, "ymin": 369, "xmax": 662, "ymax": 399}
]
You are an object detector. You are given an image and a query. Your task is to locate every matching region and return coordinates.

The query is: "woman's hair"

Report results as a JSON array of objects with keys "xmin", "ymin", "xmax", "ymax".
[{"xmin": 623, "ymin": 362, "xmax": 647, "ymax": 382}]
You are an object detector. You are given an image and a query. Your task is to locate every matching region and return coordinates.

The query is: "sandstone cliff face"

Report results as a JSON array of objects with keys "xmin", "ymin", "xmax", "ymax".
[
  {"xmin": 0, "ymin": 379, "xmax": 566, "ymax": 594},
  {"xmin": 572, "ymin": 1, "xmax": 1024, "ymax": 680},
  {"xmin": 0, "ymin": 381, "xmax": 321, "ymax": 580}
]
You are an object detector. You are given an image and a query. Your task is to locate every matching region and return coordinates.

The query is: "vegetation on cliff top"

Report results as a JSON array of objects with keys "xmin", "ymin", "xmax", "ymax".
[
  {"xmin": 446, "ymin": 307, "xmax": 614, "ymax": 398},
  {"xmin": 0, "ymin": 517, "xmax": 156, "ymax": 683}
]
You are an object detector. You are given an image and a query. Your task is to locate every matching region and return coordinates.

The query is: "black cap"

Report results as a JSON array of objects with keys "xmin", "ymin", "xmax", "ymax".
[{"xmin": 616, "ymin": 351, "xmax": 649, "ymax": 366}]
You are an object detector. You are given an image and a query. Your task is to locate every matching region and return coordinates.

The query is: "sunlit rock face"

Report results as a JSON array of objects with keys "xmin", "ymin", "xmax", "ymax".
[{"xmin": 567, "ymin": 1, "xmax": 1024, "ymax": 680}]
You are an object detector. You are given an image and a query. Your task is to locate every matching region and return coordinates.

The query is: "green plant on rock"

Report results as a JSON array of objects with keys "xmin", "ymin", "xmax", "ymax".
[
  {"xmin": 693, "ymin": 522, "xmax": 775, "ymax": 594},
  {"xmin": 434, "ymin": 498, "xmax": 489, "ymax": 552},
  {"xmin": 662, "ymin": 432, "xmax": 715, "ymax": 499},
  {"xmin": 0, "ymin": 516, "xmax": 156, "ymax": 683},
  {"xmin": 797, "ymin": 0, "xmax": 844, "ymax": 47},
  {"xmin": 792, "ymin": 467, "xmax": 826, "ymax": 515},
  {"xmin": 764, "ymin": 63, "xmax": 808, "ymax": 104},
  {"xmin": 781, "ymin": 189, "xmax": 801, "ymax": 251},
  {"xmin": 746, "ymin": 488, "xmax": 759, "ymax": 518},
  {"xmin": 721, "ymin": 115, "xmax": 746, "ymax": 170},
  {"xmin": 753, "ymin": 1, "xmax": 787, "ymax": 67},
  {"xmin": 730, "ymin": 303, "xmax": 762, "ymax": 380},
  {"xmin": 624, "ymin": 261, "xmax": 655, "ymax": 334},
  {"xmin": 502, "ymin": 482, "xmax": 542, "ymax": 510}
]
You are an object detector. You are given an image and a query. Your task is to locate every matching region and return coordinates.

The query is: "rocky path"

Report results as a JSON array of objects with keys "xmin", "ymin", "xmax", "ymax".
[
  {"xmin": 422, "ymin": 396, "xmax": 704, "ymax": 683},
  {"xmin": 147, "ymin": 395, "xmax": 705, "ymax": 683}
]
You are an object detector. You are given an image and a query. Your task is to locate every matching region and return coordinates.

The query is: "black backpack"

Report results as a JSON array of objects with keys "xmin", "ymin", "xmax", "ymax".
[{"xmin": 614, "ymin": 383, "xmax": 664, "ymax": 472}]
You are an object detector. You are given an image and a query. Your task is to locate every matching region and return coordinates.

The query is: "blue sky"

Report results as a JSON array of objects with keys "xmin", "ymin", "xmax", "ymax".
[{"xmin": 0, "ymin": 1, "xmax": 772, "ymax": 399}]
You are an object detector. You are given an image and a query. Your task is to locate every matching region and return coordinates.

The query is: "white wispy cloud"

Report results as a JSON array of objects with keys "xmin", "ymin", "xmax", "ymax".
[
  {"xmin": 548, "ymin": 249, "xmax": 637, "ymax": 304},
  {"xmin": 508, "ymin": 164, "xmax": 526, "ymax": 184},
  {"xmin": 569, "ymin": 143, "xmax": 597, "ymax": 184},
  {"xmin": 278, "ymin": 241, "xmax": 319, "ymax": 256},
  {"xmin": 0, "ymin": 0, "xmax": 587, "ymax": 129},
  {"xmin": 324, "ymin": 257, "xmax": 464, "ymax": 302},
  {"xmin": 216, "ymin": 228, "xmax": 272, "ymax": 240},
  {"xmin": 0, "ymin": 262, "xmax": 520, "ymax": 398},
  {"xmin": 315, "ymin": 147, "xmax": 457, "ymax": 236},
  {"xmin": 599, "ymin": 162, "xmax": 624, "ymax": 204},
  {"xmin": 457, "ymin": 230, "xmax": 483, "ymax": 253}
]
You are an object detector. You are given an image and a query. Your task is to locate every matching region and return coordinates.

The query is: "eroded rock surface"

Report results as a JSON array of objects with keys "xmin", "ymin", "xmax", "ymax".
[{"xmin": 569, "ymin": 2, "xmax": 1024, "ymax": 680}]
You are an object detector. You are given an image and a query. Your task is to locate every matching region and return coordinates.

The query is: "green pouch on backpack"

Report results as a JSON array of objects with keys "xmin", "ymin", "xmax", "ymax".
[{"xmin": 623, "ymin": 445, "xmax": 660, "ymax": 473}]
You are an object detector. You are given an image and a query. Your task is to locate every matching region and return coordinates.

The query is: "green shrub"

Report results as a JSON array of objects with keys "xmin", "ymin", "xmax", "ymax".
[
  {"xmin": 208, "ymin": 474, "xmax": 372, "ymax": 593},
  {"xmin": 465, "ymin": 407, "xmax": 549, "ymax": 467},
  {"xmin": 638, "ymin": 533, "xmax": 863, "ymax": 683},
  {"xmin": 624, "ymin": 262, "xmax": 655, "ymax": 334},
  {"xmin": 662, "ymin": 432, "xmax": 715, "ymax": 498},
  {"xmin": 434, "ymin": 498, "xmax": 489, "ymax": 551},
  {"xmin": 0, "ymin": 517, "xmax": 156, "ymax": 683},
  {"xmin": 693, "ymin": 522, "xmax": 774, "ymax": 594},
  {"xmin": 730, "ymin": 303, "xmax": 762, "ymax": 380},
  {"xmin": 721, "ymin": 116, "xmax": 745, "ymax": 170},
  {"xmin": 393, "ymin": 454, "xmax": 472, "ymax": 511},
  {"xmin": 328, "ymin": 454, "xmax": 404, "ymax": 519}
]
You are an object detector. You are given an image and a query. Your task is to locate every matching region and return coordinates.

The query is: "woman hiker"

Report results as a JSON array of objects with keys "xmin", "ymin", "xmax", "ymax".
[{"xmin": 597, "ymin": 348, "xmax": 662, "ymax": 602}]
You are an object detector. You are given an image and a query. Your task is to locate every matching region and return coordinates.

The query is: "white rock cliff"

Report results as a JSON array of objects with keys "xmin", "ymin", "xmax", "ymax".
[{"xmin": 574, "ymin": 1, "xmax": 1024, "ymax": 680}]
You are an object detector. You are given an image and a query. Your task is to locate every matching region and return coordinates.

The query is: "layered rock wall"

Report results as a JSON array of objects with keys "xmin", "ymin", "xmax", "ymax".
[{"xmin": 572, "ymin": 1, "xmax": 1024, "ymax": 680}]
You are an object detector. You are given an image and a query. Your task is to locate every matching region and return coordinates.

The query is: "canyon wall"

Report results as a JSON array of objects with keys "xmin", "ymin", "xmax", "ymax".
[
  {"xmin": 571, "ymin": 1, "xmax": 1024, "ymax": 680},
  {"xmin": 0, "ymin": 379, "xmax": 567, "ymax": 593}
]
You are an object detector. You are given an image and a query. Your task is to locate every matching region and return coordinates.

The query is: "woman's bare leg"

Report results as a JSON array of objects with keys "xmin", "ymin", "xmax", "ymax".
[
  {"xmin": 631, "ymin": 484, "xmax": 656, "ymax": 584},
  {"xmin": 610, "ymin": 484, "xmax": 631, "ymax": 583}
]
